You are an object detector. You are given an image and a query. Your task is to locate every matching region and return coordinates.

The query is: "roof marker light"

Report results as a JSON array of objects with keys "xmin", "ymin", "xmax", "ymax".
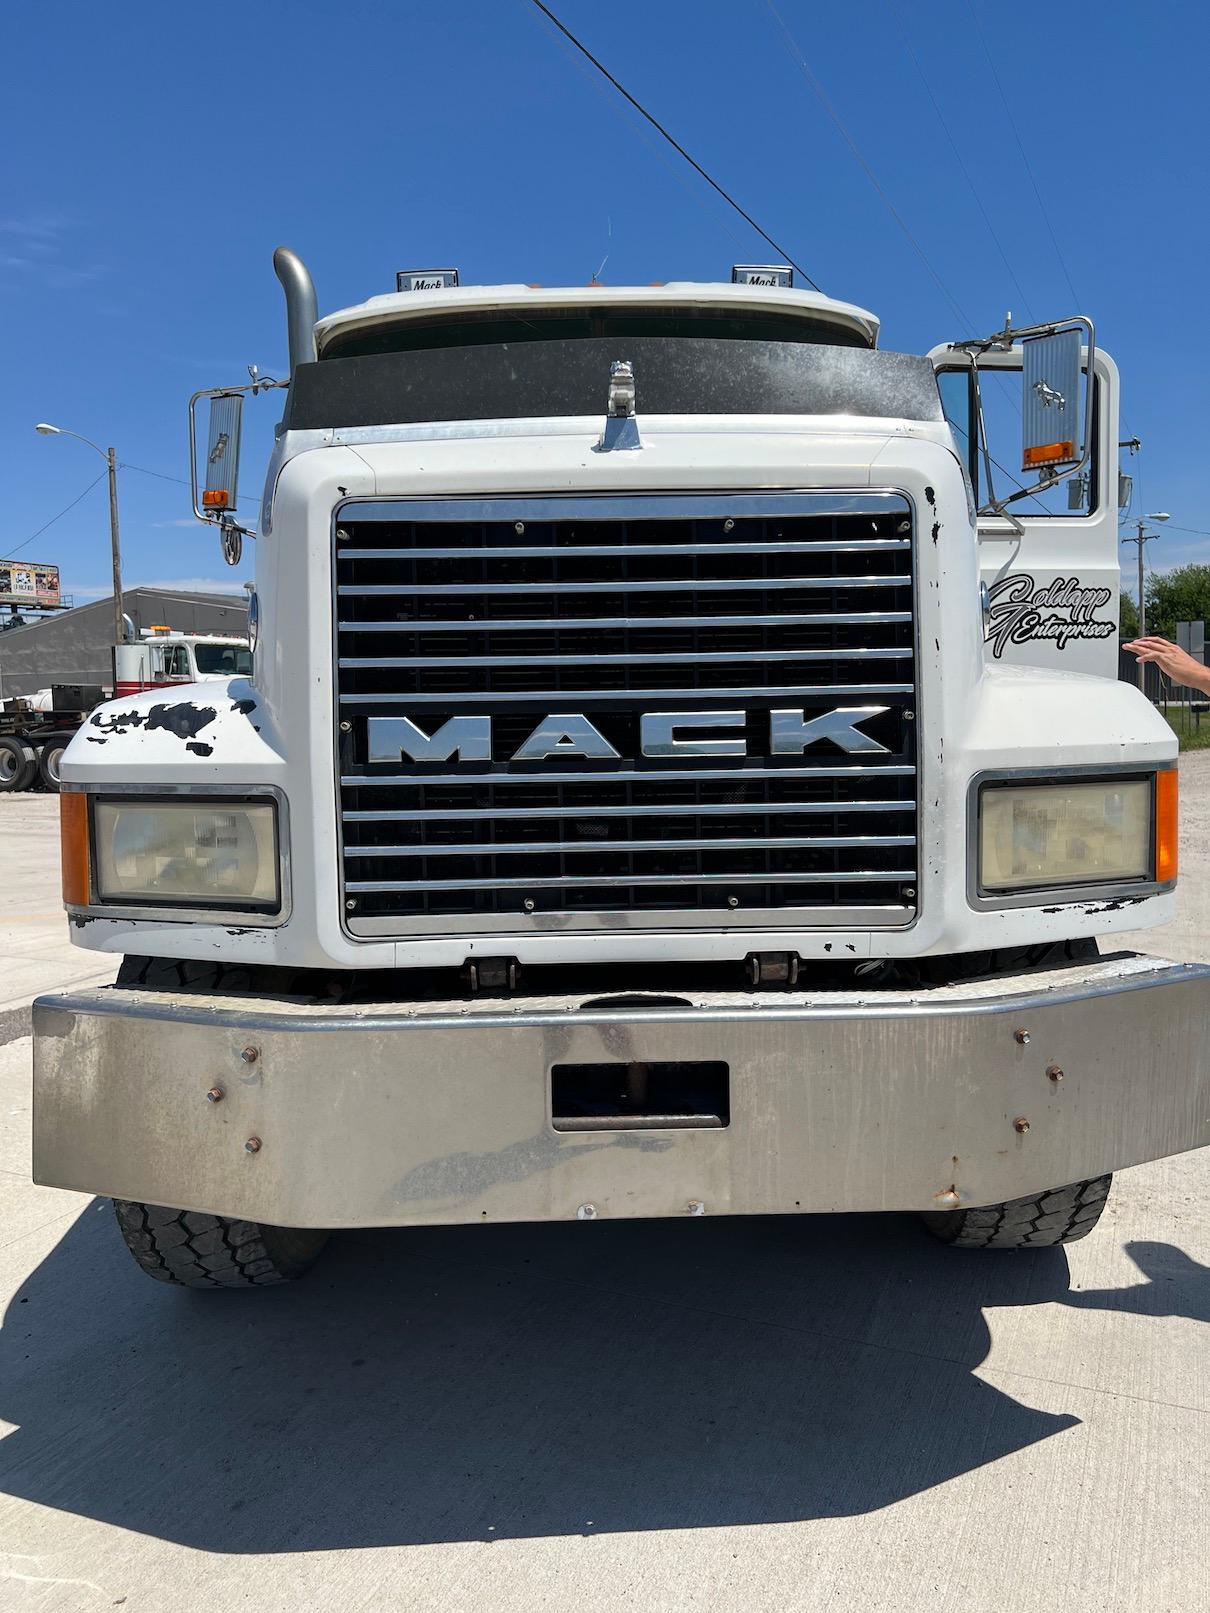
[
  {"xmin": 731, "ymin": 264, "xmax": 793, "ymax": 288},
  {"xmin": 396, "ymin": 269, "xmax": 459, "ymax": 291}
]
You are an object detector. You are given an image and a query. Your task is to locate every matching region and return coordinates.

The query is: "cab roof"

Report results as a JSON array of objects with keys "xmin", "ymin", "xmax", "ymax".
[{"xmin": 314, "ymin": 280, "xmax": 880, "ymax": 355}]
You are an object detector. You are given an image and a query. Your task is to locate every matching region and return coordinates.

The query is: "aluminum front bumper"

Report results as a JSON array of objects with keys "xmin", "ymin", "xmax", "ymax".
[{"xmin": 32, "ymin": 954, "xmax": 1210, "ymax": 1229}]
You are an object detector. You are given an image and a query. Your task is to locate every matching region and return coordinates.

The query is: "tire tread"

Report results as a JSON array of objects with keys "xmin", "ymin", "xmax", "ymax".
[
  {"xmin": 112, "ymin": 1200, "xmax": 326, "ymax": 1288},
  {"xmin": 922, "ymin": 1174, "xmax": 1112, "ymax": 1249}
]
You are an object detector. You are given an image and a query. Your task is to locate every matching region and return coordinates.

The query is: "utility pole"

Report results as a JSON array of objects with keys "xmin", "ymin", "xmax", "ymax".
[
  {"xmin": 1121, "ymin": 512, "xmax": 1170, "ymax": 690},
  {"xmin": 106, "ymin": 447, "xmax": 124, "ymax": 650},
  {"xmin": 35, "ymin": 423, "xmax": 126, "ymax": 649}
]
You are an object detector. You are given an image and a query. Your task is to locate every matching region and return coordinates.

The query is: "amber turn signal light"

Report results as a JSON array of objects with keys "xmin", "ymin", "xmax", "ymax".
[
  {"xmin": 60, "ymin": 791, "xmax": 91, "ymax": 908},
  {"xmin": 1022, "ymin": 440, "xmax": 1076, "ymax": 468},
  {"xmin": 202, "ymin": 488, "xmax": 232, "ymax": 509},
  {"xmin": 1155, "ymin": 768, "xmax": 1178, "ymax": 884}
]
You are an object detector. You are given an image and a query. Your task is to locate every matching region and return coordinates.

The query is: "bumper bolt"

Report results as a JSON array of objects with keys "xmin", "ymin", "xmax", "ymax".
[
  {"xmin": 241, "ymin": 1046, "xmax": 259, "ymax": 1065},
  {"xmin": 1013, "ymin": 1116, "xmax": 1030, "ymax": 1134},
  {"xmin": 1047, "ymin": 1064, "xmax": 1065, "ymax": 1082},
  {"xmin": 206, "ymin": 1086, "xmax": 225, "ymax": 1104},
  {"xmin": 1014, "ymin": 1029, "xmax": 1031, "ymax": 1045},
  {"xmin": 244, "ymin": 1136, "xmax": 262, "ymax": 1154},
  {"xmin": 687, "ymin": 1200, "xmax": 706, "ymax": 1217},
  {"xmin": 576, "ymin": 1203, "xmax": 597, "ymax": 1221}
]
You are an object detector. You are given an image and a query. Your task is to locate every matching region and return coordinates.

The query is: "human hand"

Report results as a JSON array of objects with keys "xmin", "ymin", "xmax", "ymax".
[{"xmin": 1123, "ymin": 637, "xmax": 1210, "ymax": 692}]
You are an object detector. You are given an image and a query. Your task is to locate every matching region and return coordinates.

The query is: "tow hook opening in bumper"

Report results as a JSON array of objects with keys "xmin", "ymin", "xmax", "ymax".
[{"xmin": 552, "ymin": 1060, "xmax": 730, "ymax": 1131}]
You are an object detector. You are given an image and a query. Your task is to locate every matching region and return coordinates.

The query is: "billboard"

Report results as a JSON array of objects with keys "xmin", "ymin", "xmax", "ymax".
[{"xmin": 0, "ymin": 560, "xmax": 61, "ymax": 609}]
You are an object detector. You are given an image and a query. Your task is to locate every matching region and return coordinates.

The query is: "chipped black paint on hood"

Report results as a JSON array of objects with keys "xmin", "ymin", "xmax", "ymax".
[{"xmin": 91, "ymin": 702, "xmax": 218, "ymax": 742}]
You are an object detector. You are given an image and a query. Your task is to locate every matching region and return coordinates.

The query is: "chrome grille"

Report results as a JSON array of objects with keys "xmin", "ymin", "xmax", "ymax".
[{"xmin": 335, "ymin": 494, "xmax": 917, "ymax": 933}]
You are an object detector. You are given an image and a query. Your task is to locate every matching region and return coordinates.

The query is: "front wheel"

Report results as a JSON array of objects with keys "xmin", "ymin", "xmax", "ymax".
[
  {"xmin": 113, "ymin": 1200, "xmax": 328, "ymax": 1288},
  {"xmin": 921, "ymin": 1174, "xmax": 1112, "ymax": 1249}
]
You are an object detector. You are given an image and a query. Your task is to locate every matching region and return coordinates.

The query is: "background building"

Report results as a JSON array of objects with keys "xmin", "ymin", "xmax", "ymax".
[{"xmin": 0, "ymin": 588, "xmax": 249, "ymax": 698}]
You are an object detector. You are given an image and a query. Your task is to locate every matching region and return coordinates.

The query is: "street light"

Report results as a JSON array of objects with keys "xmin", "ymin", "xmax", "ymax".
[
  {"xmin": 1121, "ymin": 512, "xmax": 1170, "ymax": 690},
  {"xmin": 35, "ymin": 423, "xmax": 125, "ymax": 650}
]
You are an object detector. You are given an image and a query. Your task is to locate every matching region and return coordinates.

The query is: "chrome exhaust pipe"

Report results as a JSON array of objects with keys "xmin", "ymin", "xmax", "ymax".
[{"xmin": 273, "ymin": 247, "xmax": 318, "ymax": 373}]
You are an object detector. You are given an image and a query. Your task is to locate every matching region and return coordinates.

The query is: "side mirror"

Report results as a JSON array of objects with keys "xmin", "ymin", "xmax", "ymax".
[
  {"xmin": 197, "ymin": 392, "xmax": 243, "ymax": 515},
  {"xmin": 1021, "ymin": 327, "xmax": 1082, "ymax": 475}
]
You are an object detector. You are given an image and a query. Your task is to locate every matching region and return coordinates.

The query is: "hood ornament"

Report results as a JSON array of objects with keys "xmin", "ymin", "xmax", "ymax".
[{"xmin": 595, "ymin": 359, "xmax": 642, "ymax": 452}]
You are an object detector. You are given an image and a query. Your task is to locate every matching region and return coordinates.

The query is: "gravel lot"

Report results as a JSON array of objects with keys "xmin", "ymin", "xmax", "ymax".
[{"xmin": 0, "ymin": 779, "xmax": 1205, "ymax": 1613}]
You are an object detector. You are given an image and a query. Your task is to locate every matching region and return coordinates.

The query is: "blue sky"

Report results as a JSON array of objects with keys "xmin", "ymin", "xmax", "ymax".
[{"xmin": 3, "ymin": 0, "xmax": 1207, "ymax": 604}]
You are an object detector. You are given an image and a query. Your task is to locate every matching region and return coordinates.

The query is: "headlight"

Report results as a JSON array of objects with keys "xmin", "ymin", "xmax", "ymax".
[
  {"xmin": 93, "ymin": 799, "xmax": 279, "ymax": 911},
  {"xmin": 978, "ymin": 775, "xmax": 1169, "ymax": 896}
]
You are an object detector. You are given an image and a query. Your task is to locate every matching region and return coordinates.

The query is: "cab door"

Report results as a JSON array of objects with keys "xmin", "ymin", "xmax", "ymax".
[{"xmin": 929, "ymin": 339, "xmax": 1122, "ymax": 680}]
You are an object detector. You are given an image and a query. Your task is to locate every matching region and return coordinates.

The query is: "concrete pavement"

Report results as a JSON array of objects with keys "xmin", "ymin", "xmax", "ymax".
[
  {"xmin": 0, "ymin": 781, "xmax": 1206, "ymax": 1611},
  {"xmin": 0, "ymin": 795, "xmax": 115, "ymax": 1045}
]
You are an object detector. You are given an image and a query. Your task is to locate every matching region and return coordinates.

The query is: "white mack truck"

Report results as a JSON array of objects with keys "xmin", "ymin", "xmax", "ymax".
[{"xmin": 32, "ymin": 249, "xmax": 1208, "ymax": 1288}]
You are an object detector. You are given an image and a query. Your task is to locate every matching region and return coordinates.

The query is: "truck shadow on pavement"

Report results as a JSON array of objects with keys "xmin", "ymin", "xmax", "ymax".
[{"xmin": 1, "ymin": 1205, "xmax": 1203, "ymax": 1550}]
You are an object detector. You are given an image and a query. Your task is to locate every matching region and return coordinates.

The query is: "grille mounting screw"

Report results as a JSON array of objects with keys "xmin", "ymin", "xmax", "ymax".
[
  {"xmin": 577, "ymin": 1203, "xmax": 598, "ymax": 1221},
  {"xmin": 903, "ymin": 886, "xmax": 916, "ymax": 899},
  {"xmin": 523, "ymin": 898, "xmax": 536, "ymax": 912},
  {"xmin": 723, "ymin": 518, "xmax": 735, "ymax": 533},
  {"xmin": 727, "ymin": 896, "xmax": 739, "ymax": 908},
  {"xmin": 346, "ymin": 898, "xmax": 357, "ymax": 910},
  {"xmin": 514, "ymin": 521, "xmax": 525, "ymax": 535},
  {"xmin": 903, "ymin": 710, "xmax": 915, "ymax": 722},
  {"xmin": 340, "ymin": 720, "xmax": 352, "ymax": 732},
  {"xmin": 336, "ymin": 528, "xmax": 349, "ymax": 541}
]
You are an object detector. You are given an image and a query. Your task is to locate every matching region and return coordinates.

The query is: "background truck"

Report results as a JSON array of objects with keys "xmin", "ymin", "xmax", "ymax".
[
  {"xmin": 31, "ymin": 249, "xmax": 1209, "ymax": 1289},
  {"xmin": 0, "ymin": 626, "xmax": 250, "ymax": 791}
]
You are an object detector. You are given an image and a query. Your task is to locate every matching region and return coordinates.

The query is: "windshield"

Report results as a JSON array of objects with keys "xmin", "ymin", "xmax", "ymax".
[{"xmin": 194, "ymin": 644, "xmax": 252, "ymax": 676}]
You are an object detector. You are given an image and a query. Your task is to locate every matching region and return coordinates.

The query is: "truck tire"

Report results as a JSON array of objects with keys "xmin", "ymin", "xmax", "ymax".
[
  {"xmin": 36, "ymin": 735, "xmax": 71, "ymax": 790},
  {"xmin": 113, "ymin": 1200, "xmax": 328, "ymax": 1288},
  {"xmin": 0, "ymin": 737, "xmax": 36, "ymax": 792},
  {"xmin": 922, "ymin": 1174, "xmax": 1111, "ymax": 1249}
]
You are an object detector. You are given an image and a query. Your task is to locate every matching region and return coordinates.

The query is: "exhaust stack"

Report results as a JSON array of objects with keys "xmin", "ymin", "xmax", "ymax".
[{"xmin": 273, "ymin": 247, "xmax": 318, "ymax": 373}]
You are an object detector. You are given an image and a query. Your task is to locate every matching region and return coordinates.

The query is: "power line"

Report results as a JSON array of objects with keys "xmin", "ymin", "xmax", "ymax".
[
  {"xmin": 526, "ymin": 0, "xmax": 822, "ymax": 290},
  {"xmin": 886, "ymin": 0, "xmax": 1036, "ymax": 324},
  {"xmin": 762, "ymin": 0, "xmax": 975, "ymax": 332},
  {"xmin": 538, "ymin": 21, "xmax": 751, "ymax": 260},
  {"xmin": 120, "ymin": 461, "xmax": 191, "ymax": 488},
  {"xmin": 964, "ymin": 2, "xmax": 1081, "ymax": 311},
  {"xmin": 3, "ymin": 471, "xmax": 108, "ymax": 562}
]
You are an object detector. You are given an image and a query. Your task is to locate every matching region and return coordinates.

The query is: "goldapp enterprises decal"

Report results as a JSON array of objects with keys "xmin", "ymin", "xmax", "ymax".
[{"xmin": 985, "ymin": 573, "xmax": 1114, "ymax": 657}]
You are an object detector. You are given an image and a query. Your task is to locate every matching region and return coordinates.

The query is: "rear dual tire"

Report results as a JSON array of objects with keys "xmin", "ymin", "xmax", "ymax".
[
  {"xmin": 0, "ymin": 738, "xmax": 36, "ymax": 792},
  {"xmin": 37, "ymin": 736, "xmax": 70, "ymax": 789}
]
